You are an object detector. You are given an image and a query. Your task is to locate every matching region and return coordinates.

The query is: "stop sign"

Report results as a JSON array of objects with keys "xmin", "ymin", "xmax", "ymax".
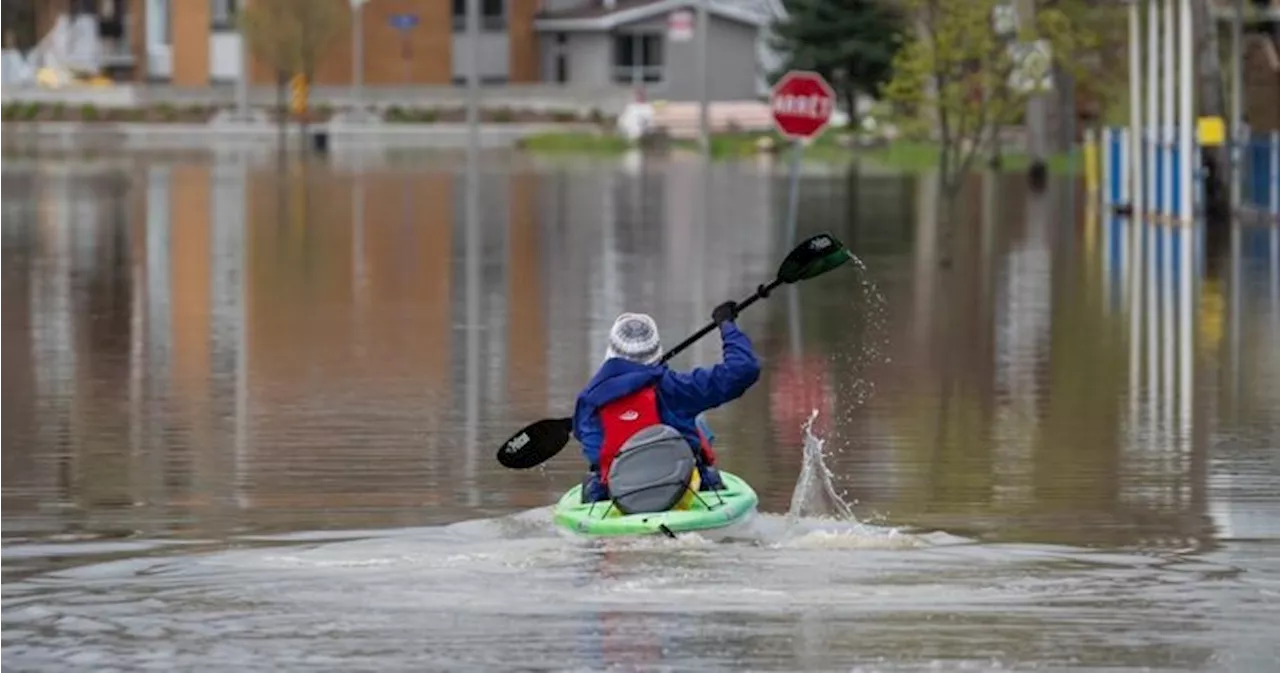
[{"xmin": 770, "ymin": 70, "xmax": 836, "ymax": 140}]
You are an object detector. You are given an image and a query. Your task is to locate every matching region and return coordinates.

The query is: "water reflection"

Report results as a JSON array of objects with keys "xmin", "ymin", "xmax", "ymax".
[
  {"xmin": 1, "ymin": 154, "xmax": 1277, "ymax": 547},
  {"xmin": 4, "ymin": 150, "xmax": 1280, "ymax": 671}
]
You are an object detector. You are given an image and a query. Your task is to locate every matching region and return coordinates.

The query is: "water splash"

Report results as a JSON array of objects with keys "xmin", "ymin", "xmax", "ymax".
[
  {"xmin": 785, "ymin": 409, "xmax": 856, "ymax": 522},
  {"xmin": 836, "ymin": 251, "xmax": 891, "ymax": 417}
]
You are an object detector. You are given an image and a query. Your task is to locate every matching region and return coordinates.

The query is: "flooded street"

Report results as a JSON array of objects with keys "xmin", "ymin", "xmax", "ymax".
[{"xmin": 3, "ymin": 148, "xmax": 1278, "ymax": 671}]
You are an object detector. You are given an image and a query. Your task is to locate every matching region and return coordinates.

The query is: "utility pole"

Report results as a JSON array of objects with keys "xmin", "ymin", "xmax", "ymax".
[
  {"xmin": 1019, "ymin": 0, "xmax": 1048, "ymax": 188},
  {"xmin": 1230, "ymin": 0, "xmax": 1243, "ymax": 213},
  {"xmin": 696, "ymin": 0, "xmax": 710, "ymax": 154},
  {"xmin": 353, "ymin": 0, "xmax": 366, "ymax": 114}
]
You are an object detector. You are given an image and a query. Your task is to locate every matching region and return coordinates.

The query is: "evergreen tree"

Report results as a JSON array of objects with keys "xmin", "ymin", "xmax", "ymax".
[{"xmin": 770, "ymin": 0, "xmax": 907, "ymax": 123}]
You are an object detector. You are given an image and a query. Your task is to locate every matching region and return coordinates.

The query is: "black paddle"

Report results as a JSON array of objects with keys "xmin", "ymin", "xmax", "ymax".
[{"xmin": 495, "ymin": 232, "xmax": 854, "ymax": 470}]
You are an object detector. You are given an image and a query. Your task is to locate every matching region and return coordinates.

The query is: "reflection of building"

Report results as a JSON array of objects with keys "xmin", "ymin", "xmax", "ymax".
[{"xmin": 1, "ymin": 174, "xmax": 53, "ymax": 515}]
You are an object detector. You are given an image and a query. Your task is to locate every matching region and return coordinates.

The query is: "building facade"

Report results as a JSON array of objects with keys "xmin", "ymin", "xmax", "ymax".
[
  {"xmin": 23, "ymin": 0, "xmax": 554, "ymax": 86},
  {"xmin": 21, "ymin": 0, "xmax": 787, "ymax": 100}
]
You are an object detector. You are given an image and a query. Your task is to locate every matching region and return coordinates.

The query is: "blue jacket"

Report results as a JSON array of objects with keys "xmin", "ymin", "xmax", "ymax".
[{"xmin": 573, "ymin": 321, "xmax": 761, "ymax": 468}]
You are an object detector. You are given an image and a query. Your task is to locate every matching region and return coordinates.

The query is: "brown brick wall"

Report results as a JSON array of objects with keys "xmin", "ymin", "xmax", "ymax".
[
  {"xmin": 507, "ymin": 0, "xmax": 540, "ymax": 83},
  {"xmin": 172, "ymin": 0, "xmax": 211, "ymax": 86},
  {"xmin": 247, "ymin": 0, "xmax": 452, "ymax": 86}
]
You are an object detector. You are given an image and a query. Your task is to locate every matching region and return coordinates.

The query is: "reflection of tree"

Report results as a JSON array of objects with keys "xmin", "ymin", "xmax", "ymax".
[
  {"xmin": 1031, "ymin": 257, "xmax": 1125, "ymax": 516},
  {"xmin": 240, "ymin": 0, "xmax": 346, "ymax": 140},
  {"xmin": 922, "ymin": 213, "xmax": 998, "ymax": 515}
]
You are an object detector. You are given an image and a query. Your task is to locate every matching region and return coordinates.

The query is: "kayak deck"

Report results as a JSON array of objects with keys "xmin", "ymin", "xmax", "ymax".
[{"xmin": 553, "ymin": 471, "xmax": 758, "ymax": 537}]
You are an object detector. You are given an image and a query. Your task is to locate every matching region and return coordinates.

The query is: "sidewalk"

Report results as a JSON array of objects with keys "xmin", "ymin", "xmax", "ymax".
[
  {"xmin": 0, "ymin": 83, "xmax": 638, "ymax": 115},
  {"xmin": 1, "ymin": 120, "xmax": 602, "ymax": 150}
]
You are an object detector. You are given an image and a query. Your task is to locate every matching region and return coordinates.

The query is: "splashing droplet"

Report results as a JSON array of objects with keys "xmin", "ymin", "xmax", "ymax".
[{"xmin": 785, "ymin": 409, "xmax": 856, "ymax": 522}]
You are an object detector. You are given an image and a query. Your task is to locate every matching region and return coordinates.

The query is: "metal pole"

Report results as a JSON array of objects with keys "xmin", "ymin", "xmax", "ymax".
[
  {"xmin": 353, "ymin": 0, "xmax": 365, "ymax": 112},
  {"xmin": 1128, "ymin": 1, "xmax": 1144, "ymax": 224},
  {"xmin": 1021, "ymin": 0, "xmax": 1046, "ymax": 171},
  {"xmin": 1178, "ymin": 0, "xmax": 1193, "ymax": 225},
  {"xmin": 1162, "ymin": 0, "xmax": 1174, "ymax": 219},
  {"xmin": 784, "ymin": 141, "xmax": 803, "ymax": 247},
  {"xmin": 1148, "ymin": 0, "xmax": 1160, "ymax": 219},
  {"xmin": 1229, "ymin": 0, "xmax": 1243, "ymax": 213},
  {"xmin": 784, "ymin": 139, "xmax": 803, "ymax": 354},
  {"xmin": 236, "ymin": 7, "xmax": 249, "ymax": 118},
  {"xmin": 463, "ymin": 0, "xmax": 482, "ymax": 507},
  {"xmin": 697, "ymin": 0, "xmax": 710, "ymax": 153},
  {"xmin": 1127, "ymin": 2, "xmax": 1145, "ymax": 408},
  {"xmin": 466, "ymin": 0, "xmax": 480, "ymax": 140}
]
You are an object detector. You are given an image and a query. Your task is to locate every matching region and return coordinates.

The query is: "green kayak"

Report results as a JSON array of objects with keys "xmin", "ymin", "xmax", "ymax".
[{"xmin": 553, "ymin": 471, "xmax": 759, "ymax": 537}]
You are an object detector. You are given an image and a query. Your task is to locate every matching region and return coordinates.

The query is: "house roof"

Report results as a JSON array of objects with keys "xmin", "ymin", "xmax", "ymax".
[{"xmin": 534, "ymin": 0, "xmax": 779, "ymax": 32}]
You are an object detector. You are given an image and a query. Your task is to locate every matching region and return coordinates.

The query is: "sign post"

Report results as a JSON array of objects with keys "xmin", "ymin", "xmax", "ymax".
[
  {"xmin": 389, "ymin": 13, "xmax": 419, "ymax": 83},
  {"xmin": 770, "ymin": 69, "xmax": 836, "ymax": 246},
  {"xmin": 771, "ymin": 70, "xmax": 836, "ymax": 354}
]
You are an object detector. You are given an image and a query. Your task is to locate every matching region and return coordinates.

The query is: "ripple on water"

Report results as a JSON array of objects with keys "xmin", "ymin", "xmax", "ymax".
[{"xmin": 5, "ymin": 499, "xmax": 1277, "ymax": 672}]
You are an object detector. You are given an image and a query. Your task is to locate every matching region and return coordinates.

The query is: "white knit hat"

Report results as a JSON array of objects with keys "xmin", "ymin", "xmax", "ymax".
[{"xmin": 604, "ymin": 312, "xmax": 663, "ymax": 365}]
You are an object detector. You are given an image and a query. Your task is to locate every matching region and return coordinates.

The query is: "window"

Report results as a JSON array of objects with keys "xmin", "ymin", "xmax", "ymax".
[
  {"xmin": 97, "ymin": 0, "xmax": 126, "ymax": 41},
  {"xmin": 211, "ymin": 0, "xmax": 238, "ymax": 31},
  {"xmin": 452, "ymin": 0, "xmax": 505, "ymax": 32},
  {"xmin": 3, "ymin": 0, "xmax": 37, "ymax": 50},
  {"xmin": 612, "ymin": 33, "xmax": 662, "ymax": 84}
]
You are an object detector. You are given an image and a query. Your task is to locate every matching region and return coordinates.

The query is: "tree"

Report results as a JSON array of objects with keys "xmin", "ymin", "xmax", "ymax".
[
  {"xmin": 881, "ymin": 0, "xmax": 1124, "ymax": 203},
  {"xmin": 240, "ymin": 0, "xmax": 347, "ymax": 140},
  {"xmin": 770, "ymin": 0, "xmax": 907, "ymax": 125}
]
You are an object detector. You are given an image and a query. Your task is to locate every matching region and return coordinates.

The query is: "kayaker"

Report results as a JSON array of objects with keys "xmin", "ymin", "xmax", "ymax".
[{"xmin": 573, "ymin": 302, "xmax": 762, "ymax": 503}]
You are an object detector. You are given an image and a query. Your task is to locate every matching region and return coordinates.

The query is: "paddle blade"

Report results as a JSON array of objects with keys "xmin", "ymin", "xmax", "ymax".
[
  {"xmin": 495, "ymin": 417, "xmax": 573, "ymax": 469},
  {"xmin": 777, "ymin": 233, "xmax": 853, "ymax": 284}
]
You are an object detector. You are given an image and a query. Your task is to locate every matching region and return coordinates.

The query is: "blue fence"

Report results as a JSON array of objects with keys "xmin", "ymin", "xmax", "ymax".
[{"xmin": 1101, "ymin": 127, "xmax": 1279, "ymax": 220}]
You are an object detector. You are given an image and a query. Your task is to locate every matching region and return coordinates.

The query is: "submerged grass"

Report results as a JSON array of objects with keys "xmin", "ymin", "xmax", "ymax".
[{"xmin": 517, "ymin": 130, "xmax": 1081, "ymax": 175}]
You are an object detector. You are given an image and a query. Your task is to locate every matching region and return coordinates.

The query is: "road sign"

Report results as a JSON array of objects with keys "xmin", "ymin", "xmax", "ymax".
[
  {"xmin": 389, "ymin": 13, "xmax": 419, "ymax": 30},
  {"xmin": 290, "ymin": 74, "xmax": 308, "ymax": 116},
  {"xmin": 1008, "ymin": 40, "xmax": 1053, "ymax": 93},
  {"xmin": 667, "ymin": 10, "xmax": 694, "ymax": 42},
  {"xmin": 770, "ymin": 70, "xmax": 836, "ymax": 141}
]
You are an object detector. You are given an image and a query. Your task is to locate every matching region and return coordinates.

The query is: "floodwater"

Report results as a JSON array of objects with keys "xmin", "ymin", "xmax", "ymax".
[{"xmin": 2, "ymin": 147, "xmax": 1278, "ymax": 672}]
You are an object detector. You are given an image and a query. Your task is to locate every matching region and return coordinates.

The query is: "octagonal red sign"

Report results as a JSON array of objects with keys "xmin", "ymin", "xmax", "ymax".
[{"xmin": 770, "ymin": 70, "xmax": 836, "ymax": 140}]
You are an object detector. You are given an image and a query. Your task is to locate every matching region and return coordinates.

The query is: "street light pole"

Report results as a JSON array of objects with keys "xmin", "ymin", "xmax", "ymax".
[
  {"xmin": 348, "ymin": 0, "xmax": 368, "ymax": 117},
  {"xmin": 236, "ymin": 4, "xmax": 249, "ymax": 118},
  {"xmin": 353, "ymin": 0, "xmax": 365, "ymax": 112},
  {"xmin": 696, "ymin": 0, "xmax": 709, "ymax": 154},
  {"xmin": 1229, "ymin": 0, "xmax": 1243, "ymax": 212}
]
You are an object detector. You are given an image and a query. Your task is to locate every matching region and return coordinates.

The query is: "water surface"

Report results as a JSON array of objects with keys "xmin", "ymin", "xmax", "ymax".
[{"xmin": 3, "ymin": 148, "xmax": 1278, "ymax": 671}]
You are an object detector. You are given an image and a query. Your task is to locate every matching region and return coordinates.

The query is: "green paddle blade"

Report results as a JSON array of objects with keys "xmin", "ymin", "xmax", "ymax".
[{"xmin": 777, "ymin": 233, "xmax": 853, "ymax": 284}]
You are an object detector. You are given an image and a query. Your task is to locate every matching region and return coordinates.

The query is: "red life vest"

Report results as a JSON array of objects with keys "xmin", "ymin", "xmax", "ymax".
[{"xmin": 597, "ymin": 385, "xmax": 716, "ymax": 484}]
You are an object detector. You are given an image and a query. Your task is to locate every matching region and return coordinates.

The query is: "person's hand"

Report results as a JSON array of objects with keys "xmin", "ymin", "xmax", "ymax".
[{"xmin": 712, "ymin": 301, "xmax": 739, "ymax": 325}]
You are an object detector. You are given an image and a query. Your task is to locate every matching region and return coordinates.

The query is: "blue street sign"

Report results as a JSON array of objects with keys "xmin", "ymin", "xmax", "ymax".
[{"xmin": 389, "ymin": 13, "xmax": 419, "ymax": 30}]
